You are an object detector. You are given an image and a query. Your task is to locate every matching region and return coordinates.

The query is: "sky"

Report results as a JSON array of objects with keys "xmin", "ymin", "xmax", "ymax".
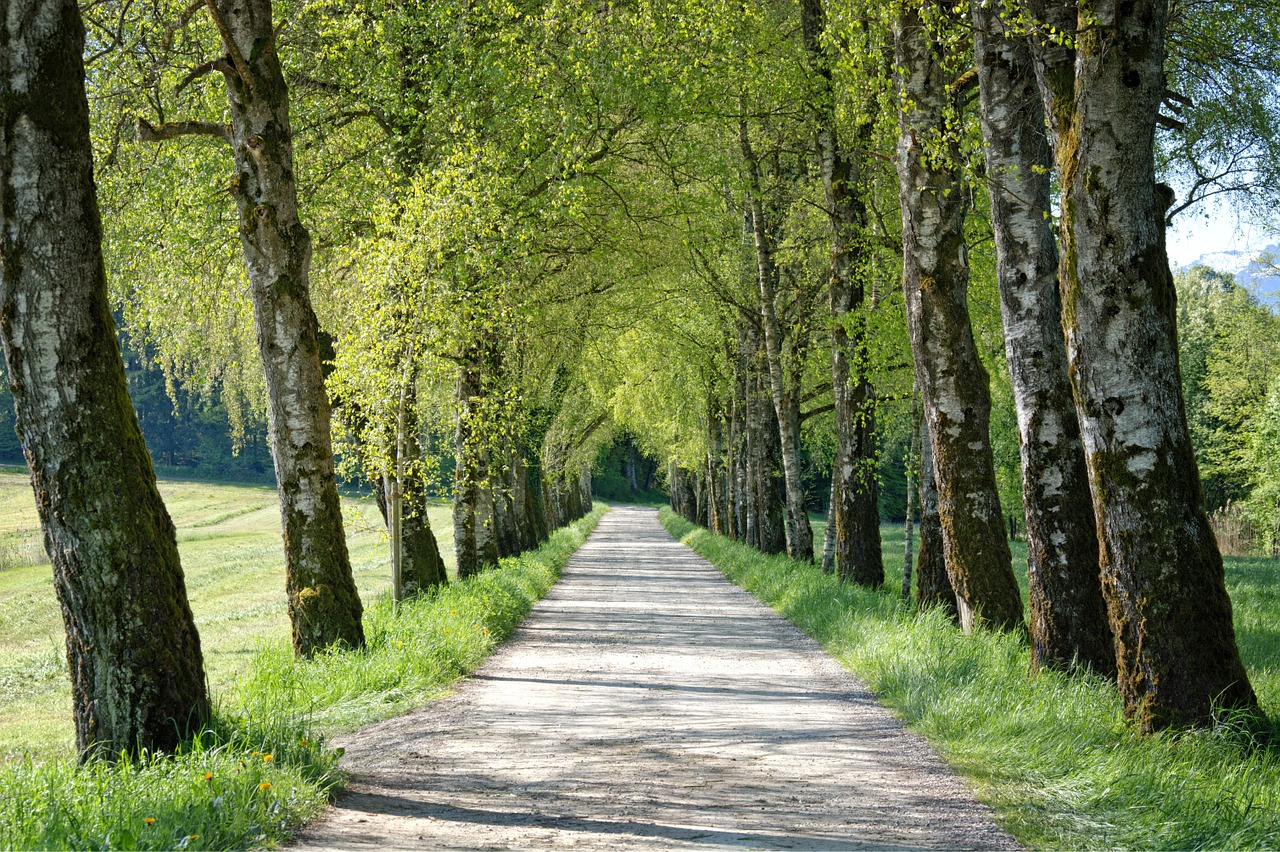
[{"xmin": 1165, "ymin": 198, "xmax": 1273, "ymax": 269}]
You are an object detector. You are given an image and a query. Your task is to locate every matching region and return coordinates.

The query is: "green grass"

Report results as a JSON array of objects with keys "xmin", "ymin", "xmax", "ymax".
[
  {"xmin": 0, "ymin": 465, "xmax": 604, "ymax": 850},
  {"xmin": 666, "ymin": 510, "xmax": 1280, "ymax": 850},
  {"xmin": 0, "ymin": 469, "xmax": 412, "ymax": 761},
  {"xmin": 0, "ymin": 722, "xmax": 341, "ymax": 850}
]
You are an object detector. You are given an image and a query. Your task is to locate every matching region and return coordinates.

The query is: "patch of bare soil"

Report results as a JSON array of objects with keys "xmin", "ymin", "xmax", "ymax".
[{"xmin": 292, "ymin": 506, "xmax": 1019, "ymax": 850}]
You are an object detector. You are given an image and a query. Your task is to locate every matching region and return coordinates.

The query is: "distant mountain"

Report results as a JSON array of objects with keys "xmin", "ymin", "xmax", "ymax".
[{"xmin": 1180, "ymin": 243, "xmax": 1280, "ymax": 305}]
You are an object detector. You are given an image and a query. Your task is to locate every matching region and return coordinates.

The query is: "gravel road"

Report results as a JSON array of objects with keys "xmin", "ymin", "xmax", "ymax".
[{"xmin": 292, "ymin": 505, "xmax": 1018, "ymax": 850}]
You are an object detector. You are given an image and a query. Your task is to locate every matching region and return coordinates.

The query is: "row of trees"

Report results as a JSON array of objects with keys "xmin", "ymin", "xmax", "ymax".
[
  {"xmin": 3, "ymin": 0, "xmax": 1276, "ymax": 757},
  {"xmin": 2, "ymin": 0, "xmax": 600, "ymax": 759},
  {"xmin": 640, "ymin": 0, "xmax": 1274, "ymax": 733}
]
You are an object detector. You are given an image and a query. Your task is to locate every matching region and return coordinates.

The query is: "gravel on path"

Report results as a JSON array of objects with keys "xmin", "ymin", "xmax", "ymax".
[{"xmin": 292, "ymin": 505, "xmax": 1019, "ymax": 850}]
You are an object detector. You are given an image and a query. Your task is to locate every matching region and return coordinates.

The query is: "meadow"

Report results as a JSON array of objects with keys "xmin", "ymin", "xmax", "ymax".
[
  {"xmin": 0, "ymin": 467, "xmax": 434, "ymax": 762},
  {"xmin": 665, "ymin": 511, "xmax": 1280, "ymax": 849}
]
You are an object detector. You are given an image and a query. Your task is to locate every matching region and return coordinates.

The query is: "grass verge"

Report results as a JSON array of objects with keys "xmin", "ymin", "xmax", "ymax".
[
  {"xmin": 0, "ymin": 505, "xmax": 606, "ymax": 851},
  {"xmin": 661, "ymin": 508, "xmax": 1280, "ymax": 850}
]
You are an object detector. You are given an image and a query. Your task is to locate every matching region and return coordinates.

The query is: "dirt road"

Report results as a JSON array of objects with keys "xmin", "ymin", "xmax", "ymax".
[{"xmin": 293, "ymin": 506, "xmax": 1017, "ymax": 850}]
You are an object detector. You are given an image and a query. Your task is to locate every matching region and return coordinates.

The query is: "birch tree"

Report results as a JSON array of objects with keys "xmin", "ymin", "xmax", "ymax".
[
  {"xmin": 971, "ymin": 0, "xmax": 1113, "ymax": 672},
  {"xmin": 138, "ymin": 0, "xmax": 365, "ymax": 656},
  {"xmin": 0, "ymin": 0, "xmax": 209, "ymax": 757},
  {"xmin": 1045, "ymin": 0, "xmax": 1259, "ymax": 728},
  {"xmin": 893, "ymin": 0, "xmax": 1024, "ymax": 633},
  {"xmin": 800, "ymin": 0, "xmax": 885, "ymax": 586}
]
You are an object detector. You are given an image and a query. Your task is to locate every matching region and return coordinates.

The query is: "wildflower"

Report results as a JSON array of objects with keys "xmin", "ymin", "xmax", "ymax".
[
  {"xmin": 263, "ymin": 754, "xmax": 273, "ymax": 762},
  {"xmin": 188, "ymin": 835, "xmax": 199, "ymax": 842},
  {"xmin": 204, "ymin": 773, "xmax": 213, "ymax": 781},
  {"xmin": 251, "ymin": 751, "xmax": 259, "ymax": 757},
  {"xmin": 449, "ymin": 609, "xmax": 456, "ymax": 614},
  {"xmin": 259, "ymin": 781, "xmax": 272, "ymax": 791},
  {"xmin": 299, "ymin": 738, "xmax": 309, "ymax": 747},
  {"xmin": 143, "ymin": 818, "xmax": 155, "ymax": 825}
]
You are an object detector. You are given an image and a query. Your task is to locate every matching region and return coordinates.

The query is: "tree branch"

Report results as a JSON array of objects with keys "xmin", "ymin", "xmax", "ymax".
[
  {"xmin": 136, "ymin": 116, "xmax": 232, "ymax": 146},
  {"xmin": 800, "ymin": 403, "xmax": 835, "ymax": 422},
  {"xmin": 162, "ymin": 0, "xmax": 207, "ymax": 52},
  {"xmin": 800, "ymin": 382, "xmax": 832, "ymax": 405},
  {"xmin": 949, "ymin": 67, "xmax": 979, "ymax": 94},
  {"xmin": 174, "ymin": 57, "xmax": 234, "ymax": 96},
  {"xmin": 203, "ymin": 0, "xmax": 256, "ymax": 98}
]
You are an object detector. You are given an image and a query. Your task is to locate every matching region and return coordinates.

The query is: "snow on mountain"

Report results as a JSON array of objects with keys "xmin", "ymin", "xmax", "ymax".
[{"xmin": 1178, "ymin": 243, "xmax": 1280, "ymax": 305}]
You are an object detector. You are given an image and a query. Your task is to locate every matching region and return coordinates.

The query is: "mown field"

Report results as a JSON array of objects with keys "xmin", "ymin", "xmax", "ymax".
[{"xmin": 0, "ymin": 466, "xmax": 452, "ymax": 762}]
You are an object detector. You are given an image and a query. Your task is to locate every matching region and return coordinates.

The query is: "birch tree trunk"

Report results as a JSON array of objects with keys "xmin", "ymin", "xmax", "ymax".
[
  {"xmin": 902, "ymin": 390, "xmax": 920, "ymax": 601},
  {"xmin": 510, "ymin": 440, "xmax": 538, "ymax": 553},
  {"xmin": 476, "ymin": 449, "xmax": 499, "ymax": 567},
  {"xmin": 211, "ymin": 0, "xmax": 363, "ymax": 655},
  {"xmin": 707, "ymin": 410, "xmax": 729, "ymax": 535},
  {"xmin": 894, "ymin": 2, "xmax": 1024, "ymax": 633},
  {"xmin": 524, "ymin": 447, "xmax": 550, "ymax": 545},
  {"xmin": 1055, "ymin": 0, "xmax": 1257, "ymax": 728},
  {"xmin": 730, "ymin": 335, "xmax": 749, "ymax": 542},
  {"xmin": 821, "ymin": 477, "xmax": 837, "ymax": 574},
  {"xmin": 385, "ymin": 472, "xmax": 403, "ymax": 602},
  {"xmin": 399, "ymin": 382, "xmax": 446, "ymax": 593},
  {"xmin": 0, "ymin": 0, "xmax": 209, "ymax": 757},
  {"xmin": 972, "ymin": 0, "xmax": 1114, "ymax": 674},
  {"xmin": 402, "ymin": 481, "xmax": 446, "ymax": 593},
  {"xmin": 740, "ymin": 124, "xmax": 815, "ymax": 562},
  {"xmin": 800, "ymin": 0, "xmax": 884, "ymax": 586},
  {"xmin": 744, "ymin": 322, "xmax": 788, "ymax": 554}
]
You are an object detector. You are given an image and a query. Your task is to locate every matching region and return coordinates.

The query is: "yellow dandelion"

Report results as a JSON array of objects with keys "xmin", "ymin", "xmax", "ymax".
[
  {"xmin": 263, "ymin": 753, "xmax": 273, "ymax": 762},
  {"xmin": 449, "ymin": 609, "xmax": 456, "ymax": 614},
  {"xmin": 187, "ymin": 835, "xmax": 199, "ymax": 841},
  {"xmin": 250, "ymin": 751, "xmax": 259, "ymax": 756},
  {"xmin": 143, "ymin": 818, "xmax": 155, "ymax": 825},
  {"xmin": 203, "ymin": 772, "xmax": 213, "ymax": 781},
  {"xmin": 444, "ymin": 628, "xmax": 450, "ymax": 633},
  {"xmin": 299, "ymin": 738, "xmax": 309, "ymax": 746},
  {"xmin": 259, "ymin": 781, "xmax": 272, "ymax": 791}
]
